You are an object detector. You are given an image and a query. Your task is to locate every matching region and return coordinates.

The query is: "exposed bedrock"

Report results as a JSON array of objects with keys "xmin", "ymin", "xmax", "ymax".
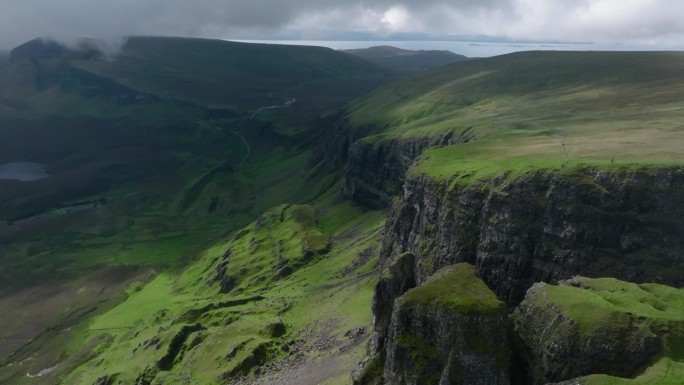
[
  {"xmin": 311, "ymin": 114, "xmax": 475, "ymax": 209},
  {"xmin": 383, "ymin": 264, "xmax": 510, "ymax": 385},
  {"xmin": 357, "ymin": 167, "xmax": 684, "ymax": 384},
  {"xmin": 341, "ymin": 136, "xmax": 441, "ymax": 209},
  {"xmin": 512, "ymin": 278, "xmax": 666, "ymax": 383},
  {"xmin": 381, "ymin": 168, "xmax": 684, "ymax": 306}
]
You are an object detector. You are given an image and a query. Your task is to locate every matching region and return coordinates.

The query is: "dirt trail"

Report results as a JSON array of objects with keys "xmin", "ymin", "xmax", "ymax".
[
  {"xmin": 222, "ymin": 83, "xmax": 303, "ymax": 167},
  {"xmin": 231, "ymin": 130, "xmax": 251, "ymax": 167}
]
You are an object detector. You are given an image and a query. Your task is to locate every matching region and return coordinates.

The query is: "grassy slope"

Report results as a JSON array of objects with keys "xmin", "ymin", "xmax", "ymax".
[
  {"xmin": 51, "ymin": 198, "xmax": 385, "ymax": 385},
  {"xmin": 76, "ymin": 37, "xmax": 391, "ymax": 110},
  {"xmin": 534, "ymin": 278, "xmax": 684, "ymax": 384},
  {"xmin": 0, "ymin": 37, "xmax": 392, "ymax": 291},
  {"xmin": 346, "ymin": 51, "xmax": 684, "ymax": 180},
  {"xmin": 0, "ymin": 38, "xmax": 392, "ymax": 384},
  {"xmin": 397, "ymin": 263, "xmax": 503, "ymax": 314}
]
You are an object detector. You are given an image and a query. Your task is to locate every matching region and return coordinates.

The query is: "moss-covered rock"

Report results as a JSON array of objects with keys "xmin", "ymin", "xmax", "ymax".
[
  {"xmin": 263, "ymin": 318, "xmax": 286, "ymax": 338},
  {"xmin": 208, "ymin": 204, "xmax": 332, "ymax": 293},
  {"xmin": 134, "ymin": 365, "xmax": 157, "ymax": 385},
  {"xmin": 221, "ymin": 341, "xmax": 271, "ymax": 378},
  {"xmin": 396, "ymin": 262, "xmax": 504, "ymax": 314},
  {"xmin": 351, "ymin": 353, "xmax": 385, "ymax": 385},
  {"xmin": 512, "ymin": 276, "xmax": 684, "ymax": 383},
  {"xmin": 92, "ymin": 374, "xmax": 118, "ymax": 385},
  {"xmin": 383, "ymin": 264, "xmax": 510, "ymax": 385},
  {"xmin": 157, "ymin": 323, "xmax": 206, "ymax": 371}
]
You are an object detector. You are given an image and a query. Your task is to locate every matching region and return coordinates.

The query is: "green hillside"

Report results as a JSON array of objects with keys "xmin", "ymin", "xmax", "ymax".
[
  {"xmin": 1, "ymin": 40, "xmax": 683, "ymax": 385},
  {"xmin": 0, "ymin": 37, "xmax": 393, "ymax": 291},
  {"xmin": 0, "ymin": 37, "xmax": 394, "ymax": 384},
  {"xmin": 75, "ymin": 37, "xmax": 391, "ymax": 110},
  {"xmin": 350, "ymin": 51, "xmax": 684, "ymax": 180}
]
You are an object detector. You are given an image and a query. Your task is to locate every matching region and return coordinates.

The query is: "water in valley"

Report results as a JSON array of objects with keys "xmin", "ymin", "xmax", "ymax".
[{"xmin": 0, "ymin": 161, "xmax": 49, "ymax": 182}]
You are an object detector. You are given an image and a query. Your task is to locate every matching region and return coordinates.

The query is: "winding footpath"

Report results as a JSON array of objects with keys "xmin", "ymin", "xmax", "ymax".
[
  {"xmin": 214, "ymin": 83, "xmax": 303, "ymax": 168},
  {"xmin": 230, "ymin": 130, "xmax": 251, "ymax": 167}
]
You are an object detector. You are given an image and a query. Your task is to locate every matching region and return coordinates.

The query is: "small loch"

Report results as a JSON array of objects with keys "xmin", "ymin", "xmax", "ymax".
[{"xmin": 0, "ymin": 162, "xmax": 49, "ymax": 182}]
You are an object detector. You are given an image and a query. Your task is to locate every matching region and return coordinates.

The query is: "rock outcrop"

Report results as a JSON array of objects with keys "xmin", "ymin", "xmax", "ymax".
[
  {"xmin": 513, "ymin": 276, "xmax": 684, "ymax": 383},
  {"xmin": 311, "ymin": 113, "xmax": 477, "ymax": 209},
  {"xmin": 341, "ymin": 136, "xmax": 438, "ymax": 209},
  {"xmin": 357, "ymin": 167, "xmax": 684, "ymax": 384},
  {"xmin": 341, "ymin": 128, "xmax": 476, "ymax": 209},
  {"xmin": 382, "ymin": 264, "xmax": 510, "ymax": 385},
  {"xmin": 381, "ymin": 168, "xmax": 684, "ymax": 306}
]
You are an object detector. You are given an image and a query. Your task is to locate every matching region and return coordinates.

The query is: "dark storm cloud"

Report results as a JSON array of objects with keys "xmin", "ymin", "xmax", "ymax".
[
  {"xmin": 0, "ymin": 0, "xmax": 682, "ymax": 50},
  {"xmin": 0, "ymin": 0, "xmax": 493, "ymax": 48}
]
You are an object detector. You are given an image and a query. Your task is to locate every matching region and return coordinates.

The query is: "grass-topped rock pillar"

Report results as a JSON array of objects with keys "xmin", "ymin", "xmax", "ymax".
[{"xmin": 383, "ymin": 263, "xmax": 510, "ymax": 385}]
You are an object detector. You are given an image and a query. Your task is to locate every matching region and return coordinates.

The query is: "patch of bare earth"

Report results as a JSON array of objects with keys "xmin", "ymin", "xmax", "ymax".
[{"xmin": 234, "ymin": 319, "xmax": 368, "ymax": 385}]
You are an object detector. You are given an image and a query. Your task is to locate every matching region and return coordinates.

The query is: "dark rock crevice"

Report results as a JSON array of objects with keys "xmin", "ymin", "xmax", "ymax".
[{"xmin": 157, "ymin": 323, "xmax": 206, "ymax": 371}]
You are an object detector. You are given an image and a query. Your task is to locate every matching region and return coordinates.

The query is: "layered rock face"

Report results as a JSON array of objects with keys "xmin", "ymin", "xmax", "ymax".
[
  {"xmin": 341, "ymin": 136, "xmax": 442, "ymax": 209},
  {"xmin": 383, "ymin": 264, "xmax": 510, "ymax": 385},
  {"xmin": 311, "ymin": 114, "xmax": 477, "ymax": 209},
  {"xmin": 381, "ymin": 168, "xmax": 684, "ymax": 306},
  {"xmin": 358, "ymin": 167, "xmax": 684, "ymax": 384},
  {"xmin": 341, "ymin": 128, "xmax": 478, "ymax": 209}
]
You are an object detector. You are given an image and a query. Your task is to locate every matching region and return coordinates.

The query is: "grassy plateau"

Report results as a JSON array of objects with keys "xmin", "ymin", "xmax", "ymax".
[{"xmin": 347, "ymin": 51, "xmax": 684, "ymax": 182}]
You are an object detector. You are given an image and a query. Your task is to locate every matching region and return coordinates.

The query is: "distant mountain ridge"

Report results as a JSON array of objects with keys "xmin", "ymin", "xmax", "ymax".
[
  {"xmin": 3, "ymin": 37, "xmax": 393, "ymax": 111},
  {"xmin": 342, "ymin": 45, "xmax": 468, "ymax": 74}
]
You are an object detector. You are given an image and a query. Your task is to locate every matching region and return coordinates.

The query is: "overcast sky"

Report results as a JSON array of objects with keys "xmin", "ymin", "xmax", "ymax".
[{"xmin": 1, "ymin": 0, "xmax": 683, "ymax": 51}]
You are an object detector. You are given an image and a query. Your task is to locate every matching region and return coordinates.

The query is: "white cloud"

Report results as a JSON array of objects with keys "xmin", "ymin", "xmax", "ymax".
[
  {"xmin": 0, "ymin": 0, "xmax": 683, "ymax": 50},
  {"xmin": 381, "ymin": 6, "xmax": 411, "ymax": 31}
]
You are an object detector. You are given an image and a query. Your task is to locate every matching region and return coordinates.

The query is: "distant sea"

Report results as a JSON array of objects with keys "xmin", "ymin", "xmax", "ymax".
[{"xmin": 233, "ymin": 40, "xmax": 683, "ymax": 58}]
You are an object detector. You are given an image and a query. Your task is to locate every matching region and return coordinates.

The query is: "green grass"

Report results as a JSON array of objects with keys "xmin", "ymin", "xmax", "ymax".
[
  {"xmin": 543, "ymin": 278, "xmax": 684, "ymax": 349},
  {"xmin": 350, "ymin": 51, "xmax": 684, "ymax": 132},
  {"xmin": 528, "ymin": 277, "xmax": 684, "ymax": 384},
  {"xmin": 585, "ymin": 358, "xmax": 684, "ymax": 385},
  {"xmin": 346, "ymin": 51, "xmax": 684, "ymax": 182},
  {"xmin": 0, "ymin": 37, "xmax": 394, "ymax": 384},
  {"xmin": 546, "ymin": 278, "xmax": 684, "ymax": 327},
  {"xmin": 73, "ymin": 37, "xmax": 391, "ymax": 110},
  {"xmin": 411, "ymin": 134, "xmax": 683, "ymax": 183},
  {"xmin": 55, "ymin": 202, "xmax": 386, "ymax": 384},
  {"xmin": 397, "ymin": 263, "xmax": 504, "ymax": 314}
]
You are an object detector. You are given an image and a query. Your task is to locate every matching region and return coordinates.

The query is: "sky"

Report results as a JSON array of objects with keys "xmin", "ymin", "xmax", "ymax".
[{"xmin": 1, "ymin": 0, "xmax": 683, "ymax": 51}]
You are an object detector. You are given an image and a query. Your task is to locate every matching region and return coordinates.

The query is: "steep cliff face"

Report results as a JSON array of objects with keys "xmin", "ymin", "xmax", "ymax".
[
  {"xmin": 381, "ymin": 168, "xmax": 684, "ymax": 306},
  {"xmin": 383, "ymin": 264, "xmax": 510, "ymax": 385},
  {"xmin": 312, "ymin": 113, "xmax": 478, "ymax": 209},
  {"xmin": 341, "ymin": 127, "xmax": 480, "ymax": 209},
  {"xmin": 358, "ymin": 166, "xmax": 684, "ymax": 384},
  {"xmin": 370, "ymin": 252, "xmax": 417, "ymax": 355},
  {"xmin": 341, "ymin": 136, "xmax": 440, "ymax": 209}
]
